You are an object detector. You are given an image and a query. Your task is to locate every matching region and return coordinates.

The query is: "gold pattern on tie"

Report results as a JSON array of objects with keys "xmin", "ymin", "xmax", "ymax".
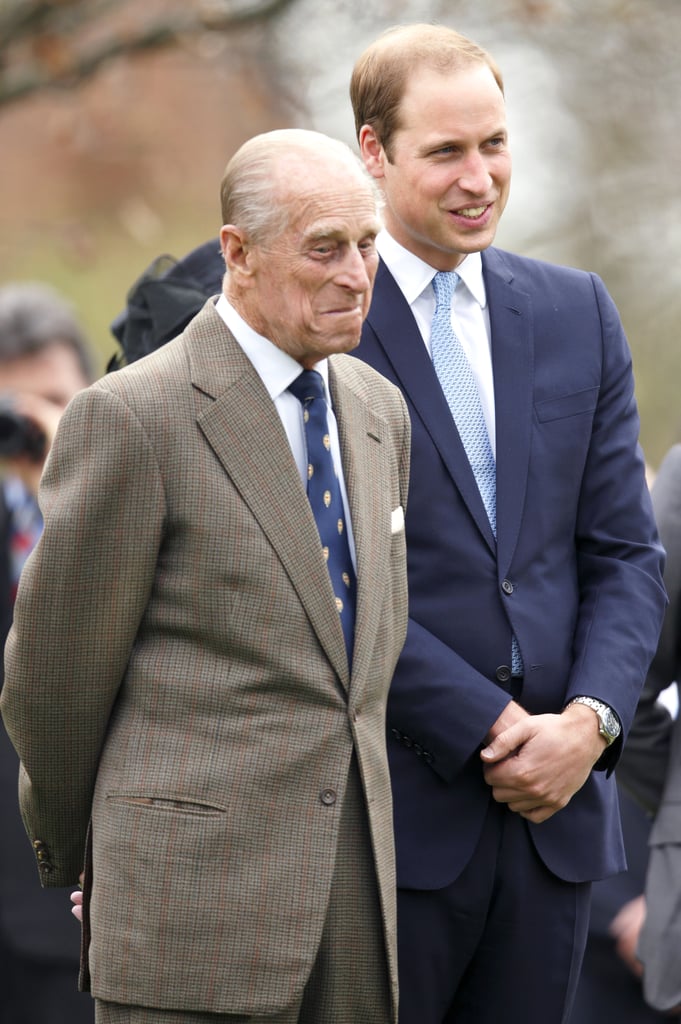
[{"xmin": 288, "ymin": 369, "xmax": 357, "ymax": 667}]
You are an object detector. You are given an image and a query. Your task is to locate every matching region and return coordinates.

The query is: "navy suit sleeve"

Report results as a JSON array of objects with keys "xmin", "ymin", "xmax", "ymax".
[
  {"xmin": 565, "ymin": 274, "xmax": 666, "ymax": 763},
  {"xmin": 386, "ymin": 617, "xmax": 513, "ymax": 783}
]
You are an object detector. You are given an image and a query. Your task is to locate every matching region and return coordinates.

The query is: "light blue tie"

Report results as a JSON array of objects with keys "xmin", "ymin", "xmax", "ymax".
[
  {"xmin": 430, "ymin": 271, "xmax": 523, "ymax": 676},
  {"xmin": 430, "ymin": 271, "xmax": 497, "ymax": 531}
]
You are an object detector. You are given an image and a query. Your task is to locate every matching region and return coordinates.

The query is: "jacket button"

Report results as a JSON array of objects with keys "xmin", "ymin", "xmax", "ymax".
[
  {"xmin": 496, "ymin": 665, "xmax": 512, "ymax": 683},
  {"xmin": 501, "ymin": 579, "xmax": 514, "ymax": 595},
  {"xmin": 320, "ymin": 788, "xmax": 337, "ymax": 806}
]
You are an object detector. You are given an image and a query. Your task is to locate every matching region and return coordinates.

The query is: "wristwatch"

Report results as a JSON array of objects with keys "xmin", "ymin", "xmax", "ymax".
[{"xmin": 567, "ymin": 696, "xmax": 621, "ymax": 746}]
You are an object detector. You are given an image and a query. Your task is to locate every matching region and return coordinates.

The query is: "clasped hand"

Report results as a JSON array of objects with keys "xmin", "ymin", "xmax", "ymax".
[{"xmin": 480, "ymin": 701, "xmax": 608, "ymax": 824}]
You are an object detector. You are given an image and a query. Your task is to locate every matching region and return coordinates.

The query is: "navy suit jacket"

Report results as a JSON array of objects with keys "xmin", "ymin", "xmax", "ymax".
[{"xmin": 354, "ymin": 247, "xmax": 666, "ymax": 890}]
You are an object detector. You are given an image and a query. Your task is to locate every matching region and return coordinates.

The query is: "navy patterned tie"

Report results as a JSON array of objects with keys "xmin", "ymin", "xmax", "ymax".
[
  {"xmin": 430, "ymin": 271, "xmax": 522, "ymax": 676},
  {"xmin": 289, "ymin": 370, "xmax": 356, "ymax": 668}
]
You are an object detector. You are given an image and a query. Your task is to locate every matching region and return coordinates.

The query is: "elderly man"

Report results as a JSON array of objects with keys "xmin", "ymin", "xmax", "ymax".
[{"xmin": 1, "ymin": 129, "xmax": 410, "ymax": 1024}]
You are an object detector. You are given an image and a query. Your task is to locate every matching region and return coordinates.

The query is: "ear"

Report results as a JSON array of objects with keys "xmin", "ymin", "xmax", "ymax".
[
  {"xmin": 359, "ymin": 125, "xmax": 386, "ymax": 180},
  {"xmin": 220, "ymin": 224, "xmax": 255, "ymax": 280}
]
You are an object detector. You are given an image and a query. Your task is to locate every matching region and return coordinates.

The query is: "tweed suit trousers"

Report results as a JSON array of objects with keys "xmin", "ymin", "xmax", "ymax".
[{"xmin": 94, "ymin": 760, "xmax": 390, "ymax": 1024}]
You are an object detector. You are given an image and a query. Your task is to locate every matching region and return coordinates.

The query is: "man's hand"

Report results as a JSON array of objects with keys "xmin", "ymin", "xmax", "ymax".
[
  {"xmin": 70, "ymin": 888, "xmax": 83, "ymax": 922},
  {"xmin": 70, "ymin": 871, "xmax": 85, "ymax": 923},
  {"xmin": 480, "ymin": 701, "xmax": 608, "ymax": 823},
  {"xmin": 609, "ymin": 894, "xmax": 645, "ymax": 978}
]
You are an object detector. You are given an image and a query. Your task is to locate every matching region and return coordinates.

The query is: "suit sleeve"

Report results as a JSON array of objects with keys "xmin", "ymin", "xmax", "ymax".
[
  {"xmin": 563, "ymin": 274, "xmax": 666, "ymax": 768},
  {"xmin": 386, "ymin": 618, "xmax": 512, "ymax": 781},
  {"xmin": 1, "ymin": 386, "xmax": 165, "ymax": 886}
]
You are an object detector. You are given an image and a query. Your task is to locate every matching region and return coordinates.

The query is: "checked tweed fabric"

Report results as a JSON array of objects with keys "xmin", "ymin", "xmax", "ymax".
[
  {"xmin": 289, "ymin": 369, "xmax": 356, "ymax": 666},
  {"xmin": 430, "ymin": 271, "xmax": 522, "ymax": 675}
]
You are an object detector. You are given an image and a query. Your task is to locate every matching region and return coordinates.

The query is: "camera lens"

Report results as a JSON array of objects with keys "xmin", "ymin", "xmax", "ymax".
[{"xmin": 0, "ymin": 403, "xmax": 46, "ymax": 461}]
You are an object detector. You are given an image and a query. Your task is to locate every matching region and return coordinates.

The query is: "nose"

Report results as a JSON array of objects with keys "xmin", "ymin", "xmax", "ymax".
[
  {"xmin": 458, "ymin": 150, "xmax": 493, "ymax": 195},
  {"xmin": 337, "ymin": 246, "xmax": 373, "ymax": 292}
]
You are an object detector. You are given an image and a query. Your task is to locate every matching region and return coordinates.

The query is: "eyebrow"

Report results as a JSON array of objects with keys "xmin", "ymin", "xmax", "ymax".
[{"xmin": 303, "ymin": 221, "xmax": 381, "ymax": 244}]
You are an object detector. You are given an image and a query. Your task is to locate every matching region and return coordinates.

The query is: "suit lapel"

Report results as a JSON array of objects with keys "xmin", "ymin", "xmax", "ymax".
[
  {"xmin": 367, "ymin": 260, "xmax": 495, "ymax": 549},
  {"xmin": 482, "ymin": 248, "xmax": 534, "ymax": 574},
  {"xmin": 329, "ymin": 360, "xmax": 392, "ymax": 695},
  {"xmin": 186, "ymin": 303, "xmax": 351, "ymax": 688}
]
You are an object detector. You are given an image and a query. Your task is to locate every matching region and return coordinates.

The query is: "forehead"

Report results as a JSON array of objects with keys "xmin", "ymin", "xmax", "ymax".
[
  {"xmin": 397, "ymin": 63, "xmax": 506, "ymax": 132},
  {"xmin": 0, "ymin": 344, "xmax": 86, "ymax": 401},
  {"xmin": 281, "ymin": 172, "xmax": 381, "ymax": 241}
]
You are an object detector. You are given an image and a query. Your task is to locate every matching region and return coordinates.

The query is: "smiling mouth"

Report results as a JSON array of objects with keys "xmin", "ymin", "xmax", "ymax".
[{"xmin": 455, "ymin": 205, "xmax": 489, "ymax": 219}]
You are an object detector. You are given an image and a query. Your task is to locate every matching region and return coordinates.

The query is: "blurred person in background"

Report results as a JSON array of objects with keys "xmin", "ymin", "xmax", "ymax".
[
  {"xmin": 568, "ymin": 457, "xmax": 671, "ymax": 1024},
  {"xmin": 568, "ymin": 785, "xmax": 671, "ymax": 1023},
  {"xmin": 615, "ymin": 443, "xmax": 681, "ymax": 1018},
  {"xmin": 0, "ymin": 281, "xmax": 95, "ymax": 1023}
]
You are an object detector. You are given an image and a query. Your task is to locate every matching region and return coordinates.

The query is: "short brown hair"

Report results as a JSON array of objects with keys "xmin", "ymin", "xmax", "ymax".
[{"xmin": 350, "ymin": 23, "xmax": 504, "ymax": 161}]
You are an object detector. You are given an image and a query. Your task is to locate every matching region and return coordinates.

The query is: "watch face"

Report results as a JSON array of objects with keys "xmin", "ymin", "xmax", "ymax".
[{"xmin": 601, "ymin": 707, "xmax": 620, "ymax": 740}]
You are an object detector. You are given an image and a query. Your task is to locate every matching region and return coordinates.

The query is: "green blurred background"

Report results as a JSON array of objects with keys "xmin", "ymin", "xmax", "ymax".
[{"xmin": 2, "ymin": 0, "xmax": 680, "ymax": 468}]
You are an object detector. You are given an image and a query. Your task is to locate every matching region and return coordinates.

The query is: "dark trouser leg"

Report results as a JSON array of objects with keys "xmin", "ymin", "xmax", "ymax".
[{"xmin": 397, "ymin": 803, "xmax": 591, "ymax": 1024}]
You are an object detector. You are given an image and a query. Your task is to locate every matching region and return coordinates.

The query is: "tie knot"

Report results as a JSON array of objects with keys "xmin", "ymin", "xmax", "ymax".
[
  {"xmin": 289, "ymin": 369, "xmax": 325, "ymax": 405},
  {"xmin": 431, "ymin": 271, "xmax": 459, "ymax": 310}
]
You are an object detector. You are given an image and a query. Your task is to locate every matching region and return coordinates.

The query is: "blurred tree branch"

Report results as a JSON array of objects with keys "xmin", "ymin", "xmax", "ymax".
[{"xmin": 0, "ymin": 0, "xmax": 296, "ymax": 106}]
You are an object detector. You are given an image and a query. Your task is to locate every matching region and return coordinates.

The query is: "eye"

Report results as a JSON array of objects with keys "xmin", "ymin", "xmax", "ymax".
[{"xmin": 310, "ymin": 242, "xmax": 336, "ymax": 258}]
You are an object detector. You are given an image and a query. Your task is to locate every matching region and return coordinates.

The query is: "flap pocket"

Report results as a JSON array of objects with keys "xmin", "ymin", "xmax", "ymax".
[{"xmin": 535, "ymin": 386, "xmax": 599, "ymax": 423}]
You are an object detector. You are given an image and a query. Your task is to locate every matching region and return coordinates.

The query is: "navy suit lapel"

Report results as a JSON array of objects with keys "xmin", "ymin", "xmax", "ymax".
[
  {"xmin": 482, "ymin": 248, "xmax": 534, "ymax": 575},
  {"xmin": 366, "ymin": 259, "xmax": 495, "ymax": 550}
]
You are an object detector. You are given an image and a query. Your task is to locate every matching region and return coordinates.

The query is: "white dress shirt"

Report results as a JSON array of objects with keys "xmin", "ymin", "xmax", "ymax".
[
  {"xmin": 376, "ymin": 231, "xmax": 496, "ymax": 456},
  {"xmin": 215, "ymin": 293, "xmax": 357, "ymax": 566}
]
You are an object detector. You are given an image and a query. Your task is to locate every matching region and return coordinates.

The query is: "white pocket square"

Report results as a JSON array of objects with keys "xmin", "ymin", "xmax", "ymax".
[{"xmin": 391, "ymin": 506, "xmax": 405, "ymax": 534}]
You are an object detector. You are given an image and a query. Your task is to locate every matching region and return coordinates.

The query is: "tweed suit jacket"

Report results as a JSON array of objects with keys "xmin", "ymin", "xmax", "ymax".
[
  {"xmin": 0, "ymin": 491, "xmax": 86, "ymax": 972},
  {"xmin": 1, "ymin": 299, "xmax": 411, "ymax": 1018}
]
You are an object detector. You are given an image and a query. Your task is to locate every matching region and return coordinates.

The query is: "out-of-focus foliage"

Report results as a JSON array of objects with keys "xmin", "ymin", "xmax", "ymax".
[
  {"xmin": 0, "ymin": 0, "xmax": 295, "ymax": 106},
  {"xmin": 1, "ymin": 0, "xmax": 679, "ymax": 462}
]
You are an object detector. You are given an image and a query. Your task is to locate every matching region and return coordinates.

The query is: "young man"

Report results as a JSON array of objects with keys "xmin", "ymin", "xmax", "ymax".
[{"xmin": 349, "ymin": 23, "xmax": 666, "ymax": 1024}]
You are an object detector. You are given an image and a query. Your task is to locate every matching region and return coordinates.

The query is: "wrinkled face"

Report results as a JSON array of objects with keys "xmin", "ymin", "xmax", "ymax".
[
  {"xmin": 225, "ymin": 162, "xmax": 381, "ymax": 368},
  {"xmin": 360, "ymin": 64, "xmax": 512, "ymax": 271}
]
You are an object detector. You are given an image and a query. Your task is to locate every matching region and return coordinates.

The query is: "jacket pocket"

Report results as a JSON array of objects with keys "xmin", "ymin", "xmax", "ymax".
[
  {"xmin": 534, "ymin": 386, "xmax": 599, "ymax": 423},
  {"xmin": 106, "ymin": 794, "xmax": 224, "ymax": 817}
]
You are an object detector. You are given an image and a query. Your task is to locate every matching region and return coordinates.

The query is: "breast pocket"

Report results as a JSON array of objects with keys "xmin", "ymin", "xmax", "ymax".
[
  {"xmin": 530, "ymin": 386, "xmax": 601, "ymax": 510},
  {"xmin": 534, "ymin": 386, "xmax": 600, "ymax": 423}
]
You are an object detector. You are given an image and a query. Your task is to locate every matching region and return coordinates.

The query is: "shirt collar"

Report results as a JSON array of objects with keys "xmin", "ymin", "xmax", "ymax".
[
  {"xmin": 376, "ymin": 230, "xmax": 487, "ymax": 309},
  {"xmin": 215, "ymin": 293, "xmax": 331, "ymax": 402}
]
